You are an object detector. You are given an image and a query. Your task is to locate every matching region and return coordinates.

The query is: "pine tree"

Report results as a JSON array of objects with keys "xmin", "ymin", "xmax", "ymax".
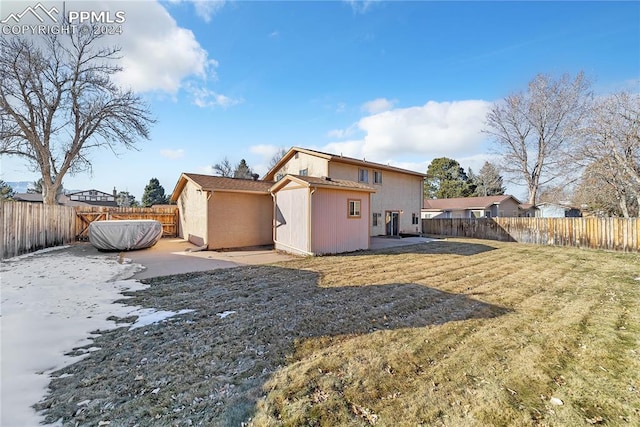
[
  {"xmin": 234, "ymin": 159, "xmax": 254, "ymax": 179},
  {"xmin": 424, "ymin": 157, "xmax": 474, "ymax": 199},
  {"xmin": 142, "ymin": 178, "xmax": 168, "ymax": 207},
  {"xmin": 117, "ymin": 191, "xmax": 139, "ymax": 207},
  {"xmin": 473, "ymin": 162, "xmax": 506, "ymax": 196},
  {"xmin": 0, "ymin": 180, "xmax": 15, "ymax": 200}
]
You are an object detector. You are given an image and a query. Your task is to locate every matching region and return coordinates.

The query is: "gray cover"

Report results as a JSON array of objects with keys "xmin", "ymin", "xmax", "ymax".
[{"xmin": 89, "ymin": 220, "xmax": 162, "ymax": 251}]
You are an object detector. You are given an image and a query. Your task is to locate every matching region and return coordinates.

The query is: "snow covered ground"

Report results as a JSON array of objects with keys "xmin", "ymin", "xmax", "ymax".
[{"xmin": 0, "ymin": 246, "xmax": 192, "ymax": 426}]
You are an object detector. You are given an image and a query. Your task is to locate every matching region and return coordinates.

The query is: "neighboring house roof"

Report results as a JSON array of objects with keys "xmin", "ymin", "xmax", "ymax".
[
  {"xmin": 263, "ymin": 147, "xmax": 427, "ymax": 180},
  {"xmin": 423, "ymin": 195, "xmax": 521, "ymax": 211},
  {"xmin": 13, "ymin": 193, "xmax": 47, "ymax": 202},
  {"xmin": 171, "ymin": 173, "xmax": 274, "ymax": 201},
  {"xmin": 270, "ymin": 174, "xmax": 377, "ymax": 193}
]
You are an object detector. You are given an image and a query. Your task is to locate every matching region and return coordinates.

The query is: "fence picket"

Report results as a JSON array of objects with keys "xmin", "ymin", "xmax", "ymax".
[{"xmin": 422, "ymin": 217, "xmax": 639, "ymax": 253}]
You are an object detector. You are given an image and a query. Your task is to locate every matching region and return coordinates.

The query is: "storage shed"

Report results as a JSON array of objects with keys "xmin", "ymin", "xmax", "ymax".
[
  {"xmin": 171, "ymin": 173, "xmax": 274, "ymax": 249},
  {"xmin": 271, "ymin": 175, "xmax": 375, "ymax": 256}
]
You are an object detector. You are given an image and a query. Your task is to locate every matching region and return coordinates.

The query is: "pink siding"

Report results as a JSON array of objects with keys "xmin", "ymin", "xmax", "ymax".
[
  {"xmin": 274, "ymin": 184, "xmax": 311, "ymax": 255},
  {"xmin": 310, "ymin": 189, "xmax": 370, "ymax": 254}
]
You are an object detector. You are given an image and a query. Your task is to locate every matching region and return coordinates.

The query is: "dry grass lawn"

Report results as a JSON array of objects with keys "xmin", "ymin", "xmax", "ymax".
[
  {"xmin": 39, "ymin": 238, "xmax": 639, "ymax": 426},
  {"xmin": 254, "ymin": 239, "xmax": 640, "ymax": 426}
]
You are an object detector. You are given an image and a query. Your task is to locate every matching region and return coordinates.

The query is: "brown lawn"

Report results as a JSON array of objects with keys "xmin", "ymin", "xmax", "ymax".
[{"xmin": 39, "ymin": 238, "xmax": 640, "ymax": 426}]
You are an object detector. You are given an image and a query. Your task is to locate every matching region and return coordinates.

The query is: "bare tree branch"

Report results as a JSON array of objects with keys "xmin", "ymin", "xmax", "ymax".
[
  {"xmin": 485, "ymin": 72, "xmax": 592, "ymax": 204},
  {"xmin": 0, "ymin": 32, "xmax": 155, "ymax": 204}
]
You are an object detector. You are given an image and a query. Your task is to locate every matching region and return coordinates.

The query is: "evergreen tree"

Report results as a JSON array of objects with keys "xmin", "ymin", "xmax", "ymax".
[
  {"xmin": 142, "ymin": 178, "xmax": 168, "ymax": 207},
  {"xmin": 424, "ymin": 157, "xmax": 474, "ymax": 199},
  {"xmin": 473, "ymin": 161, "xmax": 506, "ymax": 196},
  {"xmin": 0, "ymin": 180, "xmax": 15, "ymax": 200},
  {"xmin": 234, "ymin": 159, "xmax": 254, "ymax": 179},
  {"xmin": 116, "ymin": 191, "xmax": 139, "ymax": 207}
]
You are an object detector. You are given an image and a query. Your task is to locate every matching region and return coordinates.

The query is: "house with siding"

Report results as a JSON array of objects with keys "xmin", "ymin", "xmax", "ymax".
[
  {"xmin": 264, "ymin": 147, "xmax": 426, "ymax": 237},
  {"xmin": 171, "ymin": 147, "xmax": 425, "ymax": 255},
  {"xmin": 422, "ymin": 195, "xmax": 536, "ymax": 219},
  {"xmin": 170, "ymin": 173, "xmax": 273, "ymax": 249},
  {"xmin": 271, "ymin": 175, "xmax": 375, "ymax": 256}
]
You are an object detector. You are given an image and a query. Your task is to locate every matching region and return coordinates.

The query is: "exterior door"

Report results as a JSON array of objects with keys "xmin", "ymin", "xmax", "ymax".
[{"xmin": 386, "ymin": 211, "xmax": 399, "ymax": 236}]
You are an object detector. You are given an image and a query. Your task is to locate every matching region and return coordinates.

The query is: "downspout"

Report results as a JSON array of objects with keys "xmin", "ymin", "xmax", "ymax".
[
  {"xmin": 271, "ymin": 192, "xmax": 277, "ymax": 246},
  {"xmin": 308, "ymin": 187, "xmax": 315, "ymax": 255},
  {"xmin": 205, "ymin": 190, "xmax": 213, "ymax": 249}
]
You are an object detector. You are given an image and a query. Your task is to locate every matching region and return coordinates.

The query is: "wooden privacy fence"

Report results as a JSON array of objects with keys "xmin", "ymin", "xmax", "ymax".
[
  {"xmin": 423, "ymin": 217, "xmax": 640, "ymax": 252},
  {"xmin": 75, "ymin": 206, "xmax": 178, "ymax": 240},
  {"xmin": 1, "ymin": 200, "xmax": 77, "ymax": 260}
]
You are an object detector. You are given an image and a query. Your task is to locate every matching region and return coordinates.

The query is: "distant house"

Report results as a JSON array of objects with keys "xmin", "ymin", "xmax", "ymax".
[
  {"xmin": 422, "ymin": 195, "xmax": 537, "ymax": 219},
  {"xmin": 265, "ymin": 147, "xmax": 425, "ymax": 237},
  {"xmin": 271, "ymin": 175, "xmax": 375, "ymax": 256},
  {"xmin": 13, "ymin": 188, "xmax": 117, "ymax": 207},
  {"xmin": 65, "ymin": 189, "xmax": 118, "ymax": 207},
  {"xmin": 536, "ymin": 202, "xmax": 582, "ymax": 218},
  {"xmin": 170, "ymin": 173, "xmax": 273, "ymax": 249}
]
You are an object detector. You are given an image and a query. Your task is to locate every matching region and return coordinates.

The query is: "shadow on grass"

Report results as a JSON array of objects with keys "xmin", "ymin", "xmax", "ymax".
[
  {"xmin": 37, "ymin": 265, "xmax": 510, "ymax": 426},
  {"xmin": 363, "ymin": 239, "xmax": 499, "ymax": 257}
]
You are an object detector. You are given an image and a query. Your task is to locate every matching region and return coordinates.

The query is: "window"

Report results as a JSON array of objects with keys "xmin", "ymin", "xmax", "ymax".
[
  {"xmin": 348, "ymin": 199, "xmax": 361, "ymax": 218},
  {"xmin": 276, "ymin": 173, "xmax": 284, "ymax": 182},
  {"xmin": 412, "ymin": 213, "xmax": 419, "ymax": 225},
  {"xmin": 372, "ymin": 212, "xmax": 382, "ymax": 226},
  {"xmin": 299, "ymin": 168, "xmax": 308, "ymax": 176},
  {"xmin": 358, "ymin": 169, "xmax": 368, "ymax": 183},
  {"xmin": 485, "ymin": 211, "xmax": 491, "ymax": 218},
  {"xmin": 373, "ymin": 171, "xmax": 382, "ymax": 184}
]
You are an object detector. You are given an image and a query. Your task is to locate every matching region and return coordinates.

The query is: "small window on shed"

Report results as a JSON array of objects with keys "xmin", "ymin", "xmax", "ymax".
[{"xmin": 348, "ymin": 199, "xmax": 361, "ymax": 218}]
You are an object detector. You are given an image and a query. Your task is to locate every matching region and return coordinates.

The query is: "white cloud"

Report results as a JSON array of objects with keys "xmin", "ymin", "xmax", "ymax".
[
  {"xmin": 250, "ymin": 144, "xmax": 280, "ymax": 158},
  {"xmin": 324, "ymin": 100, "xmax": 493, "ymax": 164},
  {"xmin": 160, "ymin": 149, "xmax": 185, "ymax": 159},
  {"xmin": 192, "ymin": 0, "xmax": 226, "ymax": 22},
  {"xmin": 88, "ymin": 1, "xmax": 214, "ymax": 94},
  {"xmin": 188, "ymin": 86, "xmax": 243, "ymax": 108},
  {"xmin": 167, "ymin": 0, "xmax": 226, "ymax": 22},
  {"xmin": 361, "ymin": 97, "xmax": 396, "ymax": 114},
  {"xmin": 269, "ymin": 31, "xmax": 279, "ymax": 38},
  {"xmin": 343, "ymin": 0, "xmax": 380, "ymax": 14},
  {"xmin": 336, "ymin": 102, "xmax": 347, "ymax": 113}
]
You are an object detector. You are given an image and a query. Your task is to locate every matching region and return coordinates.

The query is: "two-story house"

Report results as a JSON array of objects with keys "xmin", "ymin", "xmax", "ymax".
[{"xmin": 264, "ymin": 147, "xmax": 426, "ymax": 237}]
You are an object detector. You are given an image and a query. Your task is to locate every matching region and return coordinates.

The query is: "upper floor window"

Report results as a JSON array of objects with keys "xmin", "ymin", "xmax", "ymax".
[
  {"xmin": 276, "ymin": 173, "xmax": 285, "ymax": 181},
  {"xmin": 358, "ymin": 169, "xmax": 368, "ymax": 183},
  {"xmin": 348, "ymin": 199, "xmax": 361, "ymax": 218},
  {"xmin": 299, "ymin": 168, "xmax": 308, "ymax": 176},
  {"xmin": 373, "ymin": 171, "xmax": 382, "ymax": 184}
]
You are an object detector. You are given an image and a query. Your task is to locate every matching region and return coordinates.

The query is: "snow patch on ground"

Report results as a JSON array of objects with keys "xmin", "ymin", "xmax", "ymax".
[
  {"xmin": 0, "ymin": 247, "xmax": 148, "ymax": 426},
  {"xmin": 216, "ymin": 310, "xmax": 237, "ymax": 319},
  {"xmin": 129, "ymin": 308, "xmax": 195, "ymax": 330}
]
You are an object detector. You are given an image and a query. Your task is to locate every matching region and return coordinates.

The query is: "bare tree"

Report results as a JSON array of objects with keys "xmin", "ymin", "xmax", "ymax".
[
  {"xmin": 576, "ymin": 91, "xmax": 640, "ymax": 213},
  {"xmin": 574, "ymin": 158, "xmax": 638, "ymax": 217},
  {"xmin": 0, "ymin": 33, "xmax": 154, "ymax": 204},
  {"xmin": 268, "ymin": 147, "xmax": 288, "ymax": 169},
  {"xmin": 485, "ymin": 72, "xmax": 592, "ymax": 204},
  {"xmin": 213, "ymin": 157, "xmax": 234, "ymax": 177}
]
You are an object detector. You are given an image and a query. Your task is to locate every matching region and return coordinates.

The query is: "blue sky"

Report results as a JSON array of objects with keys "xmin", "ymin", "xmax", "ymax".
[{"xmin": 1, "ymin": 0, "xmax": 638, "ymax": 201}]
